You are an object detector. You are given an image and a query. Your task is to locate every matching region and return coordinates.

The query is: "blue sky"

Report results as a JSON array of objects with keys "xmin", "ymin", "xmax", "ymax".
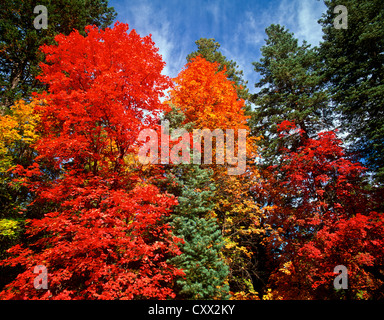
[{"xmin": 109, "ymin": 0, "xmax": 327, "ymax": 94}]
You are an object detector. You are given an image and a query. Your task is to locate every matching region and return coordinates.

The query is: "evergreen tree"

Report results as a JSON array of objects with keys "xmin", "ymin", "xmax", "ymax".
[
  {"xmin": 250, "ymin": 24, "xmax": 330, "ymax": 166},
  {"xmin": 169, "ymin": 164, "xmax": 229, "ymax": 300},
  {"xmin": 163, "ymin": 106, "xmax": 230, "ymax": 300},
  {"xmin": 319, "ymin": 0, "xmax": 384, "ymax": 183},
  {"xmin": 0, "ymin": 0, "xmax": 116, "ymax": 111}
]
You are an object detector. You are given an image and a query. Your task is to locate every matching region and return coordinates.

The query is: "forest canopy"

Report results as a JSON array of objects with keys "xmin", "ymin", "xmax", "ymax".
[{"xmin": 0, "ymin": 0, "xmax": 383, "ymax": 300}]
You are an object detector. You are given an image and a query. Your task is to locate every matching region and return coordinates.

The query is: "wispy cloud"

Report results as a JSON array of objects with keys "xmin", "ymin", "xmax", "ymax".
[
  {"xmin": 111, "ymin": 0, "xmax": 188, "ymax": 78},
  {"xmin": 237, "ymin": 0, "xmax": 325, "ymax": 47},
  {"xmin": 240, "ymin": 11, "xmax": 265, "ymax": 46},
  {"xmin": 295, "ymin": 0, "xmax": 326, "ymax": 46},
  {"xmin": 228, "ymin": 0, "xmax": 326, "ymax": 91},
  {"xmin": 110, "ymin": 0, "xmax": 327, "ymax": 93}
]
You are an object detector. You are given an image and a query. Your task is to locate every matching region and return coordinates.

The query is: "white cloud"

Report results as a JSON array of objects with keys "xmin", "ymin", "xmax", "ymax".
[
  {"xmin": 295, "ymin": 0, "xmax": 326, "ymax": 46},
  {"xmin": 272, "ymin": 0, "xmax": 326, "ymax": 46},
  {"xmin": 113, "ymin": 0, "xmax": 188, "ymax": 78},
  {"xmin": 111, "ymin": 0, "xmax": 327, "ymax": 93},
  {"xmin": 276, "ymin": 0, "xmax": 297, "ymax": 27},
  {"xmin": 206, "ymin": 1, "xmax": 220, "ymax": 27},
  {"xmin": 237, "ymin": 0, "xmax": 326, "ymax": 47},
  {"xmin": 240, "ymin": 11, "xmax": 265, "ymax": 46}
]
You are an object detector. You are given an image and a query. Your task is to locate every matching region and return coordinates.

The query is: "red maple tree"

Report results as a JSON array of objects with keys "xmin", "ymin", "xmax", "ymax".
[
  {"xmin": 257, "ymin": 121, "xmax": 384, "ymax": 299},
  {"xmin": 0, "ymin": 22, "xmax": 183, "ymax": 300}
]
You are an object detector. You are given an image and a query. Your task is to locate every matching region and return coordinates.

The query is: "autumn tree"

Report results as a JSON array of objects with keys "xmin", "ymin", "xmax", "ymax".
[
  {"xmin": 0, "ymin": 0, "xmax": 116, "ymax": 111},
  {"xmin": 0, "ymin": 99, "xmax": 44, "ymax": 289},
  {"xmin": 0, "ymin": 22, "xmax": 183, "ymax": 300},
  {"xmin": 0, "ymin": 99, "xmax": 41, "ymax": 220},
  {"xmin": 292, "ymin": 210, "xmax": 384, "ymax": 299},
  {"xmin": 168, "ymin": 56, "xmax": 264, "ymax": 298},
  {"xmin": 0, "ymin": 0, "xmax": 116, "ymax": 289},
  {"xmin": 187, "ymin": 38, "xmax": 250, "ymax": 104},
  {"xmin": 255, "ymin": 121, "xmax": 384, "ymax": 299}
]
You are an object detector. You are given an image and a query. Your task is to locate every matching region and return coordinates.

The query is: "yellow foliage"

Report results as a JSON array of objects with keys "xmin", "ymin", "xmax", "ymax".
[
  {"xmin": 0, "ymin": 218, "xmax": 19, "ymax": 238},
  {"xmin": 224, "ymin": 238, "xmax": 237, "ymax": 250},
  {"xmin": 0, "ymin": 99, "xmax": 41, "ymax": 176},
  {"xmin": 262, "ymin": 288, "xmax": 284, "ymax": 300},
  {"xmin": 279, "ymin": 261, "xmax": 293, "ymax": 275},
  {"xmin": 262, "ymin": 289, "xmax": 273, "ymax": 300},
  {"xmin": 230, "ymin": 279, "xmax": 260, "ymax": 300}
]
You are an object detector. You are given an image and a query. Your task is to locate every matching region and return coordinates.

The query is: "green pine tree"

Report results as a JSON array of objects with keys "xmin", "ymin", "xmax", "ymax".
[
  {"xmin": 319, "ymin": 0, "xmax": 384, "ymax": 183},
  {"xmin": 0, "ymin": 0, "xmax": 116, "ymax": 111},
  {"xmin": 250, "ymin": 24, "xmax": 330, "ymax": 165},
  {"xmin": 169, "ymin": 165, "xmax": 229, "ymax": 300}
]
